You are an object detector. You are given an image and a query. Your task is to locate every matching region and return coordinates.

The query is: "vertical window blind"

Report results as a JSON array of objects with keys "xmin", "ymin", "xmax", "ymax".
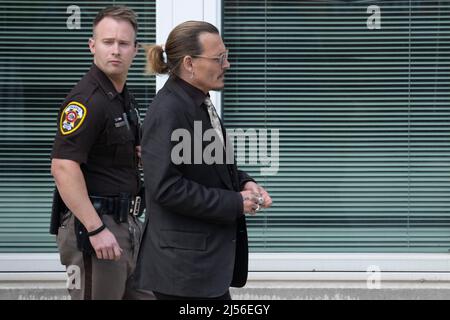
[
  {"xmin": 0, "ymin": 1, "xmax": 155, "ymax": 252},
  {"xmin": 223, "ymin": 0, "xmax": 450, "ymax": 252}
]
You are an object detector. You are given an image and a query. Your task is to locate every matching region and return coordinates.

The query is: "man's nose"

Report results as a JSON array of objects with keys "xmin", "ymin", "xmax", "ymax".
[
  {"xmin": 223, "ymin": 58, "xmax": 230, "ymax": 69},
  {"xmin": 112, "ymin": 41, "xmax": 120, "ymax": 55}
]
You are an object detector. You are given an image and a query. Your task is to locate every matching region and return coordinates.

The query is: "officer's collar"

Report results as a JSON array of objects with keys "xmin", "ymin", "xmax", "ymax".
[{"xmin": 89, "ymin": 63, "xmax": 127, "ymax": 101}]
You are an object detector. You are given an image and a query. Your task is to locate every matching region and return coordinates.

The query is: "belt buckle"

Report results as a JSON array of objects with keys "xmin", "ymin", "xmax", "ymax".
[{"xmin": 132, "ymin": 196, "xmax": 141, "ymax": 216}]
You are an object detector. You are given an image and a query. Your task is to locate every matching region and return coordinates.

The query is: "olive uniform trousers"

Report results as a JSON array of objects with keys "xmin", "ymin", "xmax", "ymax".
[{"xmin": 56, "ymin": 212, "xmax": 154, "ymax": 300}]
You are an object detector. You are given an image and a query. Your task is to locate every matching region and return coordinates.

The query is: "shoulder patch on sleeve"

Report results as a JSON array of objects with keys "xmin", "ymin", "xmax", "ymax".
[{"xmin": 59, "ymin": 101, "xmax": 87, "ymax": 135}]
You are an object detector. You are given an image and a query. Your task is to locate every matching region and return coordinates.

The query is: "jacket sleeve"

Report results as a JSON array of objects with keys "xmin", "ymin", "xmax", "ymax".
[
  {"xmin": 237, "ymin": 170, "xmax": 256, "ymax": 191},
  {"xmin": 141, "ymin": 99, "xmax": 243, "ymax": 225}
]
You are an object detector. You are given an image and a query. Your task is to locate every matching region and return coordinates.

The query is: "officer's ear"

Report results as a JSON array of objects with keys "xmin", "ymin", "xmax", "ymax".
[
  {"xmin": 88, "ymin": 38, "xmax": 96, "ymax": 55},
  {"xmin": 134, "ymin": 41, "xmax": 139, "ymax": 56}
]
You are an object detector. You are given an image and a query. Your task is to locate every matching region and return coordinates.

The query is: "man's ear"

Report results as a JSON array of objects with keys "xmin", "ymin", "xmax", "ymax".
[
  {"xmin": 182, "ymin": 56, "xmax": 194, "ymax": 73},
  {"xmin": 88, "ymin": 38, "xmax": 95, "ymax": 55},
  {"xmin": 134, "ymin": 41, "xmax": 140, "ymax": 57}
]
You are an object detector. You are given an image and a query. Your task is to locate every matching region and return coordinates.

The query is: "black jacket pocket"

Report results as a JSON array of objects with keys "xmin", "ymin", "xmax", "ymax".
[{"xmin": 159, "ymin": 230, "xmax": 207, "ymax": 251}]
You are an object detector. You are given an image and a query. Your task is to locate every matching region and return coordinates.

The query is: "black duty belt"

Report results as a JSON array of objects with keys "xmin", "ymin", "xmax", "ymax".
[{"xmin": 89, "ymin": 194, "xmax": 143, "ymax": 218}]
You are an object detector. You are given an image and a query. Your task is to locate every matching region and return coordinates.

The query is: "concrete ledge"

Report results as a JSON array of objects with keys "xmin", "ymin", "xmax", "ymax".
[
  {"xmin": 0, "ymin": 272, "xmax": 68, "ymax": 300},
  {"xmin": 230, "ymin": 287, "xmax": 450, "ymax": 300},
  {"xmin": 2, "ymin": 272, "xmax": 450, "ymax": 300}
]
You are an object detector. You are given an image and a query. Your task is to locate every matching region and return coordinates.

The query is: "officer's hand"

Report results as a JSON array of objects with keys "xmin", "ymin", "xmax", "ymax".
[
  {"xmin": 240, "ymin": 190, "xmax": 260, "ymax": 215},
  {"xmin": 89, "ymin": 228, "xmax": 123, "ymax": 261},
  {"xmin": 136, "ymin": 146, "xmax": 142, "ymax": 167},
  {"xmin": 136, "ymin": 145, "xmax": 142, "ymax": 159}
]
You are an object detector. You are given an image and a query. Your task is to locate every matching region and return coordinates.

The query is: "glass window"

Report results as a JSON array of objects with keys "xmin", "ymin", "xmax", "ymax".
[{"xmin": 223, "ymin": 0, "xmax": 450, "ymax": 252}]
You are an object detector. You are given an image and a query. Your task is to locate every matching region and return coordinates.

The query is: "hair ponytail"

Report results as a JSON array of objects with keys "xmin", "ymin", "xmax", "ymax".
[{"xmin": 144, "ymin": 44, "xmax": 170, "ymax": 75}]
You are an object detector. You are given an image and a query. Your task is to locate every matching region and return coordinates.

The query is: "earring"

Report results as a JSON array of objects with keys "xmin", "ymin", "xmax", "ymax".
[{"xmin": 190, "ymin": 71, "xmax": 194, "ymax": 79}]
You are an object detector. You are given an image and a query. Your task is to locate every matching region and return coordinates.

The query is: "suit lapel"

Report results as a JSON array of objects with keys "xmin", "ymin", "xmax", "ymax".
[{"xmin": 166, "ymin": 78, "xmax": 235, "ymax": 190}]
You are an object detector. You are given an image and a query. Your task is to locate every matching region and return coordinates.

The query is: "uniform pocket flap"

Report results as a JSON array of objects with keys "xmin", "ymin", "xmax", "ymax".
[{"xmin": 107, "ymin": 126, "xmax": 134, "ymax": 145}]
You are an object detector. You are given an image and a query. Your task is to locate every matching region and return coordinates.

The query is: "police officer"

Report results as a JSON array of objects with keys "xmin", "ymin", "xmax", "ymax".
[{"xmin": 50, "ymin": 6, "xmax": 151, "ymax": 300}]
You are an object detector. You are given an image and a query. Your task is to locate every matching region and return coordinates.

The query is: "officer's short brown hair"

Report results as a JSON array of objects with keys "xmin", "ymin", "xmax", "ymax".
[{"xmin": 93, "ymin": 6, "xmax": 138, "ymax": 38}]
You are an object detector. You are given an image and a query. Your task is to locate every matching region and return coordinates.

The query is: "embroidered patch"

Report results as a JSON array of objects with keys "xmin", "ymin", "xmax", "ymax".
[{"xmin": 59, "ymin": 101, "xmax": 87, "ymax": 135}]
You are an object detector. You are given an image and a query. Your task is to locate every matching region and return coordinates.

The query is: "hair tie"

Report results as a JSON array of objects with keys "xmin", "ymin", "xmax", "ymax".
[{"xmin": 160, "ymin": 43, "xmax": 168, "ymax": 64}]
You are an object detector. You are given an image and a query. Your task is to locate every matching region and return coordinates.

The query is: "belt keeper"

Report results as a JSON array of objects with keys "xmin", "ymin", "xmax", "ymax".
[
  {"xmin": 87, "ymin": 224, "xmax": 106, "ymax": 237},
  {"xmin": 129, "ymin": 199, "xmax": 135, "ymax": 215}
]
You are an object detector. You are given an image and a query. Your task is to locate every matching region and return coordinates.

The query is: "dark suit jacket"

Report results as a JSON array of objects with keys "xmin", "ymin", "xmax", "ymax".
[{"xmin": 134, "ymin": 76, "xmax": 253, "ymax": 298}]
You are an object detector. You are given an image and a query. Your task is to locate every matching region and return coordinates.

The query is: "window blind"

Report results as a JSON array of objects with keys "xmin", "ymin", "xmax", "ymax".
[
  {"xmin": 223, "ymin": 0, "xmax": 450, "ymax": 252},
  {"xmin": 0, "ymin": 1, "xmax": 155, "ymax": 252}
]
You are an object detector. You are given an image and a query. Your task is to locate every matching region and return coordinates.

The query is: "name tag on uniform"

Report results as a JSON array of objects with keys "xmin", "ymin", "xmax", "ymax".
[{"xmin": 114, "ymin": 117, "xmax": 127, "ymax": 128}]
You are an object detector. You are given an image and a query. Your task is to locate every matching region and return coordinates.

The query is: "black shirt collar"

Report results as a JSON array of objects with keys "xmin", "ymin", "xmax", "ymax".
[
  {"xmin": 173, "ymin": 76, "xmax": 207, "ymax": 107},
  {"xmin": 89, "ymin": 63, "xmax": 128, "ymax": 101}
]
